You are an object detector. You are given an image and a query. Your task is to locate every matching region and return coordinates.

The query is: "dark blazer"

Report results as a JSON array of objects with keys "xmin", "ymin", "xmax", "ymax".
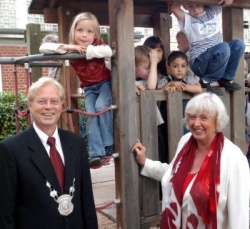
[{"xmin": 0, "ymin": 126, "xmax": 98, "ymax": 229}]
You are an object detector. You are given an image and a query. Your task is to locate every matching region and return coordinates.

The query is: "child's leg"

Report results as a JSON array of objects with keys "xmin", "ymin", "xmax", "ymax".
[
  {"xmin": 192, "ymin": 42, "xmax": 230, "ymax": 83},
  {"xmin": 223, "ymin": 39, "xmax": 245, "ymax": 80},
  {"xmin": 191, "ymin": 43, "xmax": 231, "ymax": 95},
  {"xmin": 84, "ymin": 85, "xmax": 106, "ymax": 158},
  {"xmin": 95, "ymin": 80, "xmax": 114, "ymax": 154}
]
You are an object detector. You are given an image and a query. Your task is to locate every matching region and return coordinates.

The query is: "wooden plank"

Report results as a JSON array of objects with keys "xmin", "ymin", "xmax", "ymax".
[
  {"xmin": 48, "ymin": 0, "xmax": 59, "ymax": 8},
  {"xmin": 25, "ymin": 24, "xmax": 42, "ymax": 82},
  {"xmin": 140, "ymin": 91, "xmax": 161, "ymax": 217},
  {"xmin": 140, "ymin": 211, "xmax": 161, "ymax": 224},
  {"xmin": 181, "ymin": 0, "xmax": 250, "ymax": 9},
  {"xmin": 220, "ymin": 91, "xmax": 231, "ymax": 139},
  {"xmin": 61, "ymin": 1, "xmax": 168, "ymax": 27},
  {"xmin": 222, "ymin": 8, "xmax": 245, "ymax": 151},
  {"xmin": 29, "ymin": 0, "xmax": 250, "ymax": 16},
  {"xmin": 135, "ymin": 96, "xmax": 144, "ymax": 210},
  {"xmin": 66, "ymin": 1, "xmax": 167, "ymax": 14},
  {"xmin": 140, "ymin": 224, "xmax": 150, "ymax": 229},
  {"xmin": 57, "ymin": 6, "xmax": 79, "ymax": 131},
  {"xmin": 166, "ymin": 91, "xmax": 184, "ymax": 161},
  {"xmin": 152, "ymin": 12, "xmax": 171, "ymax": 56},
  {"xmin": 43, "ymin": 8, "xmax": 58, "ymax": 23},
  {"xmin": 108, "ymin": 0, "xmax": 140, "ymax": 228}
]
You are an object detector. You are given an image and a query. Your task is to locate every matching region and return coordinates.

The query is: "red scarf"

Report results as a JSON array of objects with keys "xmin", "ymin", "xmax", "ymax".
[{"xmin": 162, "ymin": 133, "xmax": 224, "ymax": 229}]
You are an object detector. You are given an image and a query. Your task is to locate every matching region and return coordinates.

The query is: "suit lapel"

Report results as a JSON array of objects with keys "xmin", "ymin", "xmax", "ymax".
[
  {"xmin": 28, "ymin": 127, "xmax": 62, "ymax": 193},
  {"xmin": 58, "ymin": 130, "xmax": 76, "ymax": 193}
]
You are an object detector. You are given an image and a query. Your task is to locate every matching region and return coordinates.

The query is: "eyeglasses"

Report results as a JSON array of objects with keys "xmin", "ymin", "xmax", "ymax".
[{"xmin": 34, "ymin": 99, "xmax": 61, "ymax": 106}]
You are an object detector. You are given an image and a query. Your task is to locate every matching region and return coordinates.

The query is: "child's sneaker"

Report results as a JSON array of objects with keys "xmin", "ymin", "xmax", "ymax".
[
  {"xmin": 105, "ymin": 145, "xmax": 114, "ymax": 156},
  {"xmin": 200, "ymin": 80, "xmax": 223, "ymax": 96},
  {"xmin": 89, "ymin": 157, "xmax": 101, "ymax": 167},
  {"xmin": 218, "ymin": 78, "xmax": 241, "ymax": 91}
]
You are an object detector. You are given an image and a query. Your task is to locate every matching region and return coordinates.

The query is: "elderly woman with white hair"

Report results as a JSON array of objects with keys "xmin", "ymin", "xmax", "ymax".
[{"xmin": 131, "ymin": 92, "xmax": 249, "ymax": 229}]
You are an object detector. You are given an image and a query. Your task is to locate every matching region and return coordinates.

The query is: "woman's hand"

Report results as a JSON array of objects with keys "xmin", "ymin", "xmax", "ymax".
[{"xmin": 131, "ymin": 139, "xmax": 147, "ymax": 166}]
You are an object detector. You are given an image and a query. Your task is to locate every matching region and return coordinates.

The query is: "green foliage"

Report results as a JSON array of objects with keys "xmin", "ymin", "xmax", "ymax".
[
  {"xmin": 0, "ymin": 91, "xmax": 29, "ymax": 140},
  {"xmin": 78, "ymin": 98, "xmax": 88, "ymax": 152},
  {"xmin": 78, "ymin": 98, "xmax": 86, "ymax": 131}
]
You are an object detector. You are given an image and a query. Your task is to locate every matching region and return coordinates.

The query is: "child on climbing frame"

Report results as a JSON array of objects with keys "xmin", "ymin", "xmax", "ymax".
[
  {"xmin": 170, "ymin": 0, "xmax": 245, "ymax": 96},
  {"xmin": 39, "ymin": 12, "xmax": 114, "ymax": 167}
]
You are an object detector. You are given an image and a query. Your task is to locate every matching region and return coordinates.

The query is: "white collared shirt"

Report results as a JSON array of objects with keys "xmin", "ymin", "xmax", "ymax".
[{"xmin": 33, "ymin": 123, "xmax": 65, "ymax": 164}]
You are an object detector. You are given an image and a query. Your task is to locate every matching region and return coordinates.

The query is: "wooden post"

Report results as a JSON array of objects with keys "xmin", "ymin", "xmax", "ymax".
[
  {"xmin": 140, "ymin": 90, "xmax": 160, "ymax": 219},
  {"xmin": 166, "ymin": 91, "xmax": 184, "ymax": 160},
  {"xmin": 222, "ymin": 8, "xmax": 245, "ymax": 151},
  {"xmin": 109, "ymin": 0, "xmax": 140, "ymax": 228},
  {"xmin": 57, "ymin": 7, "xmax": 80, "ymax": 133},
  {"xmin": 153, "ymin": 12, "xmax": 171, "ymax": 57},
  {"xmin": 26, "ymin": 23, "xmax": 42, "ymax": 82}
]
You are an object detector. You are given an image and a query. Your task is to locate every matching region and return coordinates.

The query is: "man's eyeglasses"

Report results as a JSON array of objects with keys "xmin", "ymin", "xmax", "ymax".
[{"xmin": 34, "ymin": 99, "xmax": 61, "ymax": 106}]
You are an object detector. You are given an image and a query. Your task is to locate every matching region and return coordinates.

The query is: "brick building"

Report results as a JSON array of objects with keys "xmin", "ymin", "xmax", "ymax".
[
  {"xmin": 0, "ymin": 44, "xmax": 28, "ymax": 92},
  {"xmin": 0, "ymin": 0, "xmax": 57, "ymax": 92}
]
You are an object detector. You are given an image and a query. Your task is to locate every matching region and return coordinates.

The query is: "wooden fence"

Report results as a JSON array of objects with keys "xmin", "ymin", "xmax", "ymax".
[{"xmin": 135, "ymin": 89, "xmax": 232, "ymax": 228}]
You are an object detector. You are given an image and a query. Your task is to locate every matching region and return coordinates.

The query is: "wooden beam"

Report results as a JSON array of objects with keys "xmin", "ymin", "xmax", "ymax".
[
  {"xmin": 57, "ymin": 6, "xmax": 80, "ymax": 132},
  {"xmin": 25, "ymin": 24, "xmax": 42, "ymax": 82},
  {"xmin": 152, "ymin": 12, "xmax": 171, "ymax": 56},
  {"xmin": 182, "ymin": 0, "xmax": 250, "ymax": 9},
  {"xmin": 65, "ymin": 1, "xmax": 167, "ymax": 14},
  {"xmin": 43, "ymin": 8, "xmax": 58, "ymax": 23},
  {"xmin": 109, "ymin": 0, "xmax": 140, "ymax": 228},
  {"xmin": 222, "ymin": 8, "xmax": 245, "ymax": 151},
  {"xmin": 166, "ymin": 91, "xmax": 184, "ymax": 160},
  {"xmin": 48, "ymin": 0, "xmax": 59, "ymax": 8},
  {"xmin": 140, "ymin": 91, "xmax": 160, "ymax": 218}
]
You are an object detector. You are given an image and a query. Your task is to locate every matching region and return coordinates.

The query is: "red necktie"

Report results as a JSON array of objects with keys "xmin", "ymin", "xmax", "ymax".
[{"xmin": 47, "ymin": 137, "xmax": 65, "ymax": 192}]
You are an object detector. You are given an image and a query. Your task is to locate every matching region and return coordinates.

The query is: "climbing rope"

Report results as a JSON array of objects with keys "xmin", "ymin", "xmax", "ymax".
[
  {"xmin": 63, "ymin": 106, "xmax": 116, "ymax": 116},
  {"xmin": 15, "ymin": 106, "xmax": 115, "ymax": 117},
  {"xmin": 95, "ymin": 199, "xmax": 121, "ymax": 211},
  {"xmin": 15, "ymin": 107, "xmax": 29, "ymax": 116}
]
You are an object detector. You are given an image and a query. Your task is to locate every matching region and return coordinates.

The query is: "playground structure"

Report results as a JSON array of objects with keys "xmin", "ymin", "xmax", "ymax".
[
  {"xmin": 0, "ymin": 52, "xmax": 243, "ymax": 227},
  {"xmin": 0, "ymin": 0, "xmax": 250, "ymax": 228}
]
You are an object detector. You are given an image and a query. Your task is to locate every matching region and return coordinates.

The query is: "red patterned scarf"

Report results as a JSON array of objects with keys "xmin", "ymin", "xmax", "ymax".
[{"xmin": 162, "ymin": 133, "xmax": 224, "ymax": 229}]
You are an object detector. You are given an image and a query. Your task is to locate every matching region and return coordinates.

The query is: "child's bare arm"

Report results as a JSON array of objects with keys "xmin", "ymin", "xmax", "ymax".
[
  {"xmin": 183, "ymin": 83, "xmax": 202, "ymax": 93},
  {"xmin": 161, "ymin": 81, "xmax": 174, "ymax": 90},
  {"xmin": 170, "ymin": 1, "xmax": 185, "ymax": 24},
  {"xmin": 147, "ymin": 49, "xmax": 158, "ymax": 90},
  {"xmin": 161, "ymin": 81, "xmax": 186, "ymax": 92}
]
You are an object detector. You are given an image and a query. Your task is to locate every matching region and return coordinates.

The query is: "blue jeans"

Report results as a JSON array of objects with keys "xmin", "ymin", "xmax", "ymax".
[
  {"xmin": 191, "ymin": 39, "xmax": 245, "ymax": 83},
  {"xmin": 84, "ymin": 80, "xmax": 113, "ymax": 158}
]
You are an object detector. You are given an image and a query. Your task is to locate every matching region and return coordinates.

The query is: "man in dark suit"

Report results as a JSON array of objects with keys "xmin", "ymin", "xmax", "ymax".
[{"xmin": 0, "ymin": 77, "xmax": 98, "ymax": 228}]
